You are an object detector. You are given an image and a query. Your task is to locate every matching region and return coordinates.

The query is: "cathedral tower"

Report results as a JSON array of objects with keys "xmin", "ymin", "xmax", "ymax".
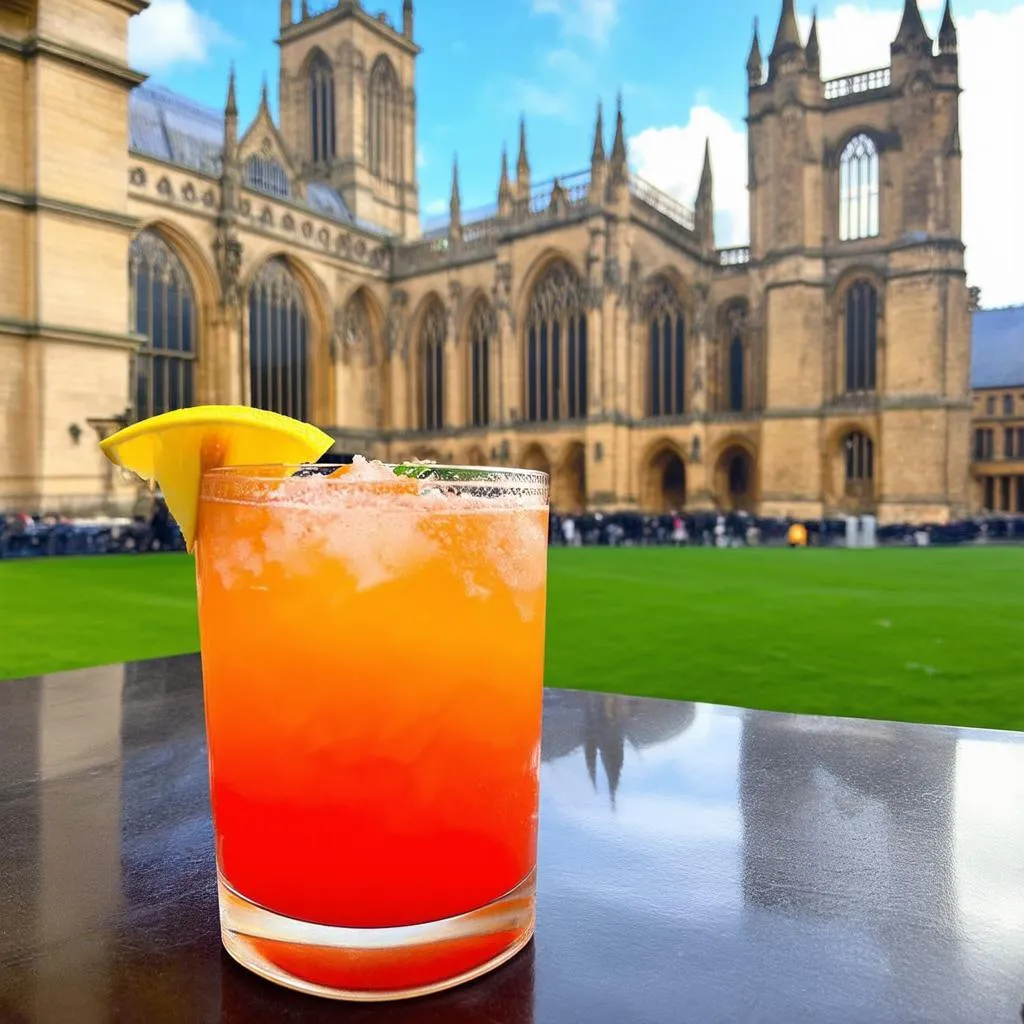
[
  {"xmin": 748, "ymin": 0, "xmax": 969, "ymax": 523},
  {"xmin": 277, "ymin": 0, "xmax": 421, "ymax": 237}
]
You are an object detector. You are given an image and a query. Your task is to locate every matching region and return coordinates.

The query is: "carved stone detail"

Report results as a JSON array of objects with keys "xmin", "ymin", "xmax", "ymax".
[{"xmin": 386, "ymin": 288, "xmax": 408, "ymax": 357}]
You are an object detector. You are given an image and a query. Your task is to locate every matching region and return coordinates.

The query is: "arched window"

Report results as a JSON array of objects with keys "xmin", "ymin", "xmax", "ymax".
[
  {"xmin": 367, "ymin": 56, "xmax": 401, "ymax": 182},
  {"xmin": 839, "ymin": 133, "xmax": 879, "ymax": 242},
  {"xmin": 248, "ymin": 259, "xmax": 308, "ymax": 421},
  {"xmin": 244, "ymin": 153, "xmax": 290, "ymax": 198},
  {"xmin": 525, "ymin": 261, "xmax": 587, "ymax": 423},
  {"xmin": 129, "ymin": 230, "xmax": 197, "ymax": 420},
  {"xmin": 419, "ymin": 299, "xmax": 446, "ymax": 431},
  {"xmin": 728, "ymin": 335, "xmax": 745, "ymax": 412},
  {"xmin": 844, "ymin": 431, "xmax": 874, "ymax": 489},
  {"xmin": 308, "ymin": 50, "xmax": 336, "ymax": 164},
  {"xmin": 468, "ymin": 300, "xmax": 492, "ymax": 428},
  {"xmin": 645, "ymin": 277, "xmax": 685, "ymax": 417},
  {"xmin": 844, "ymin": 280, "xmax": 878, "ymax": 393}
]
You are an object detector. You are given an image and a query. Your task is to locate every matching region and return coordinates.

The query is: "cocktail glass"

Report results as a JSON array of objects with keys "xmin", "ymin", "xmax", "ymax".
[{"xmin": 193, "ymin": 461, "xmax": 550, "ymax": 1001}]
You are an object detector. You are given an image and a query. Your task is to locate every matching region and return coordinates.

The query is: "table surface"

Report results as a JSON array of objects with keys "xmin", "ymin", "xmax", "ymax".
[{"xmin": 2, "ymin": 655, "xmax": 1024, "ymax": 1024}]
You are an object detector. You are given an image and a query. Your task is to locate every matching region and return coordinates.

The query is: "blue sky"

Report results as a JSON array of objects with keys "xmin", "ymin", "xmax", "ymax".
[{"xmin": 131, "ymin": 0, "xmax": 1023, "ymax": 305}]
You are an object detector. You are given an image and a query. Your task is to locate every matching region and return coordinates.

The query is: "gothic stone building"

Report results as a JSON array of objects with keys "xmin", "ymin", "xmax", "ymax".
[{"xmin": 0, "ymin": 0, "xmax": 975, "ymax": 523}]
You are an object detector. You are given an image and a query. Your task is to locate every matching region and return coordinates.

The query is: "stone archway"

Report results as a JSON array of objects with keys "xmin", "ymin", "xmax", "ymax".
[
  {"xmin": 520, "ymin": 443, "xmax": 552, "ymax": 476},
  {"xmin": 464, "ymin": 445, "xmax": 488, "ymax": 467},
  {"xmin": 643, "ymin": 444, "xmax": 687, "ymax": 512},
  {"xmin": 554, "ymin": 442, "xmax": 587, "ymax": 514},
  {"xmin": 714, "ymin": 445, "xmax": 756, "ymax": 512}
]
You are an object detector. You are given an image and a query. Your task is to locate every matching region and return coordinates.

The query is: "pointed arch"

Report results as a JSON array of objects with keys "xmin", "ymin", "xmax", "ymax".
[
  {"xmin": 413, "ymin": 293, "xmax": 447, "ymax": 431},
  {"xmin": 367, "ymin": 54, "xmax": 402, "ymax": 182},
  {"xmin": 554, "ymin": 440, "xmax": 587, "ymax": 514},
  {"xmin": 244, "ymin": 253, "xmax": 333, "ymax": 423},
  {"xmin": 129, "ymin": 228, "xmax": 199, "ymax": 420},
  {"xmin": 642, "ymin": 274, "xmax": 687, "ymax": 417},
  {"xmin": 523, "ymin": 258, "xmax": 587, "ymax": 424},
  {"xmin": 464, "ymin": 444, "xmax": 489, "ymax": 467},
  {"xmin": 715, "ymin": 298, "xmax": 750, "ymax": 413},
  {"xmin": 838, "ymin": 132, "xmax": 879, "ymax": 241},
  {"xmin": 520, "ymin": 442, "xmax": 552, "ymax": 476},
  {"xmin": 307, "ymin": 47, "xmax": 336, "ymax": 164},
  {"xmin": 641, "ymin": 438, "xmax": 687, "ymax": 513},
  {"xmin": 465, "ymin": 295, "xmax": 494, "ymax": 428},
  {"xmin": 711, "ymin": 436, "xmax": 758, "ymax": 512}
]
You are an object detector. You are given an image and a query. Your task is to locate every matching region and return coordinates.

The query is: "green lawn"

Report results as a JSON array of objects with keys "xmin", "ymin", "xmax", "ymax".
[{"xmin": 2, "ymin": 547, "xmax": 1022, "ymax": 731}]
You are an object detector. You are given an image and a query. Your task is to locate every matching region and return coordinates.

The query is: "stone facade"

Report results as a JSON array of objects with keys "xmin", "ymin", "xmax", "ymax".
[{"xmin": 0, "ymin": 0, "xmax": 976, "ymax": 523}]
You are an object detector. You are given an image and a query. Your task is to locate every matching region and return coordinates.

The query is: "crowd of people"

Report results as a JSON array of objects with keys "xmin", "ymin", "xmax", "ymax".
[
  {"xmin": 2, "ymin": 500, "xmax": 1023, "ymax": 559},
  {"xmin": 0, "ymin": 493, "xmax": 184, "ymax": 559}
]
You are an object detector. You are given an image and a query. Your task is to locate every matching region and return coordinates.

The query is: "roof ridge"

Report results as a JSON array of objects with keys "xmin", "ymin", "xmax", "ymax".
[{"xmin": 132, "ymin": 83, "xmax": 224, "ymax": 124}]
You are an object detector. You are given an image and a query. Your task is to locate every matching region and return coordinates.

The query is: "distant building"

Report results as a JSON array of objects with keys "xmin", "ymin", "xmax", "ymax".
[
  {"xmin": 969, "ymin": 306, "xmax": 1024, "ymax": 513},
  {"xmin": 0, "ymin": 0, "xmax": 983, "ymax": 523}
]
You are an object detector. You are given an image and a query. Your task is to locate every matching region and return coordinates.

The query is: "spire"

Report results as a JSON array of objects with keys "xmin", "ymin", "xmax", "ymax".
[
  {"xmin": 770, "ymin": 0, "xmax": 803, "ymax": 64},
  {"xmin": 747, "ymin": 17, "xmax": 763, "ymax": 87},
  {"xmin": 591, "ymin": 100, "xmax": 605, "ymax": 165},
  {"xmin": 609, "ymin": 91, "xmax": 627, "ymax": 183},
  {"xmin": 403, "ymin": 0, "xmax": 414, "ymax": 39},
  {"xmin": 498, "ymin": 144, "xmax": 514, "ymax": 215},
  {"xmin": 260, "ymin": 74, "xmax": 270, "ymax": 113},
  {"xmin": 300, "ymin": 0, "xmax": 309, "ymax": 19},
  {"xmin": 280, "ymin": 0, "xmax": 291, "ymax": 31},
  {"xmin": 696, "ymin": 139, "xmax": 714, "ymax": 253},
  {"xmin": 225, "ymin": 64, "xmax": 238, "ymax": 122},
  {"xmin": 516, "ymin": 116, "xmax": 530, "ymax": 194},
  {"xmin": 698, "ymin": 138, "xmax": 712, "ymax": 200},
  {"xmin": 805, "ymin": 10, "xmax": 820, "ymax": 73},
  {"xmin": 892, "ymin": 0, "xmax": 932, "ymax": 55},
  {"xmin": 449, "ymin": 155, "xmax": 461, "ymax": 221},
  {"xmin": 938, "ymin": 0, "xmax": 957, "ymax": 54}
]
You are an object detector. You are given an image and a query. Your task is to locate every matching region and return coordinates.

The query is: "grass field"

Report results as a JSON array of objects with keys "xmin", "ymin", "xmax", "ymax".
[{"xmin": 2, "ymin": 547, "xmax": 1021, "ymax": 731}]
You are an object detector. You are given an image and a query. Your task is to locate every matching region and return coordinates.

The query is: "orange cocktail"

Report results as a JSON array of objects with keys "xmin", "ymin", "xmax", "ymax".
[{"xmin": 194, "ymin": 460, "xmax": 549, "ymax": 1000}]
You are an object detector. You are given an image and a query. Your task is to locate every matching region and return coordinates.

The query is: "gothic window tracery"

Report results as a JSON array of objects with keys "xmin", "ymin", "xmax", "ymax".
[
  {"xmin": 420, "ymin": 299, "xmax": 446, "ymax": 431},
  {"xmin": 244, "ymin": 152, "xmax": 290, "ymax": 198},
  {"xmin": 468, "ymin": 299, "xmax": 492, "ymax": 428},
  {"xmin": 525, "ymin": 261, "xmax": 587, "ymax": 423},
  {"xmin": 843, "ymin": 431, "xmax": 874, "ymax": 493},
  {"xmin": 645, "ymin": 277, "xmax": 685, "ymax": 417},
  {"xmin": 308, "ymin": 50, "xmax": 336, "ymax": 164},
  {"xmin": 844, "ymin": 280, "xmax": 878, "ymax": 393},
  {"xmin": 129, "ymin": 230, "xmax": 197, "ymax": 421},
  {"xmin": 367, "ymin": 56, "xmax": 402, "ymax": 182},
  {"xmin": 839, "ymin": 133, "xmax": 879, "ymax": 242},
  {"xmin": 248, "ymin": 259, "xmax": 308, "ymax": 421}
]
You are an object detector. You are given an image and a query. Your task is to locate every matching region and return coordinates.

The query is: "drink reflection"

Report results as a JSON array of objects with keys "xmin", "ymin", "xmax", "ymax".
[
  {"xmin": 738, "ymin": 713, "xmax": 964, "ymax": 1014},
  {"xmin": 0, "ymin": 665, "xmax": 126, "ymax": 1024},
  {"xmin": 543, "ymin": 692, "xmax": 696, "ymax": 807}
]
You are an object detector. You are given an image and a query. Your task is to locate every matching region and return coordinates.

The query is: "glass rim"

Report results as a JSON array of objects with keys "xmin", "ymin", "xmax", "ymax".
[{"xmin": 203, "ymin": 463, "xmax": 549, "ymax": 484}]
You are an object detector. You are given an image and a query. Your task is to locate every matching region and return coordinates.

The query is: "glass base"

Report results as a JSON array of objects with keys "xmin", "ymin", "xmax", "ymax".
[{"xmin": 218, "ymin": 869, "xmax": 536, "ymax": 1002}]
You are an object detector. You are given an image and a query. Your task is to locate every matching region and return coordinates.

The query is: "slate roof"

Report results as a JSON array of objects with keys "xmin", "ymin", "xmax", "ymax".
[
  {"xmin": 128, "ymin": 84, "xmax": 361, "ymax": 228},
  {"xmin": 970, "ymin": 306, "xmax": 1024, "ymax": 389}
]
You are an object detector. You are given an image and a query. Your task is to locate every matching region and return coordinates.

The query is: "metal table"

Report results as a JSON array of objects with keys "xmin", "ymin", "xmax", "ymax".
[{"xmin": 2, "ymin": 655, "xmax": 1023, "ymax": 1023}]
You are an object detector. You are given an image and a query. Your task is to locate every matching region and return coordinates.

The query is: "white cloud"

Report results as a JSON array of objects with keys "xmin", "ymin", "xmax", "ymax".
[
  {"xmin": 423, "ymin": 198, "xmax": 447, "ymax": 216},
  {"xmin": 416, "ymin": 146, "xmax": 428, "ymax": 170},
  {"xmin": 531, "ymin": 0, "xmax": 618, "ymax": 46},
  {"xmin": 630, "ymin": 106, "xmax": 749, "ymax": 246},
  {"xmin": 629, "ymin": 3, "xmax": 1024, "ymax": 308},
  {"xmin": 129, "ymin": 0, "xmax": 231, "ymax": 73}
]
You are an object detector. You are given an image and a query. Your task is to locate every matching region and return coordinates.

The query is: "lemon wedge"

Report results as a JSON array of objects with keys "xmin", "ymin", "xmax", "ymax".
[{"xmin": 99, "ymin": 406, "xmax": 334, "ymax": 551}]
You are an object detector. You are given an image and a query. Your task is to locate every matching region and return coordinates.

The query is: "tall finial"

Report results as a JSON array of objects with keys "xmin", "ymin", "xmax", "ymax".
[
  {"xmin": 516, "ymin": 116, "xmax": 530, "ymax": 194},
  {"xmin": 300, "ymin": 0, "xmax": 310, "ymax": 19},
  {"xmin": 938, "ymin": 0, "xmax": 957, "ymax": 55},
  {"xmin": 609, "ymin": 91, "xmax": 627, "ymax": 179},
  {"xmin": 450, "ymin": 156, "xmax": 461, "ymax": 217},
  {"xmin": 591, "ymin": 100, "xmax": 606, "ymax": 165},
  {"xmin": 769, "ymin": 0, "xmax": 804, "ymax": 79},
  {"xmin": 225, "ymin": 63, "xmax": 238, "ymax": 120},
  {"xmin": 892, "ymin": 0, "xmax": 931, "ymax": 56},
  {"xmin": 805, "ymin": 10, "xmax": 820, "ymax": 74},
  {"xmin": 280, "ymin": 0, "xmax": 292, "ymax": 31},
  {"xmin": 747, "ymin": 17, "xmax": 764, "ymax": 87},
  {"xmin": 498, "ymin": 143, "xmax": 514, "ymax": 215},
  {"xmin": 696, "ymin": 136, "xmax": 714, "ymax": 252},
  {"xmin": 260, "ymin": 74, "xmax": 270, "ymax": 111},
  {"xmin": 403, "ymin": 0, "xmax": 414, "ymax": 39}
]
